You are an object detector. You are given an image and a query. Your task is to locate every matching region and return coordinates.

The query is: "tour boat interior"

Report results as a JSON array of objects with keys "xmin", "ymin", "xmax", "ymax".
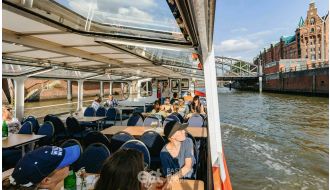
[{"xmin": 2, "ymin": 0, "xmax": 231, "ymax": 189}]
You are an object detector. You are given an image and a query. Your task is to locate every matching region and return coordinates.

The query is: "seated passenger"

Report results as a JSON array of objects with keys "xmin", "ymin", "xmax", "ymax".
[
  {"xmin": 92, "ymin": 96, "xmax": 102, "ymax": 111},
  {"xmin": 178, "ymin": 98, "xmax": 189, "ymax": 117},
  {"xmin": 2, "ymin": 106, "xmax": 21, "ymax": 134},
  {"xmin": 105, "ymin": 95, "xmax": 118, "ymax": 108},
  {"xmin": 161, "ymin": 97, "xmax": 172, "ymax": 113},
  {"xmin": 191, "ymin": 95, "xmax": 206, "ymax": 115},
  {"xmin": 3, "ymin": 145, "xmax": 80, "ymax": 190},
  {"xmin": 150, "ymin": 100, "xmax": 168, "ymax": 119},
  {"xmin": 95, "ymin": 149, "xmax": 146, "ymax": 190},
  {"xmin": 170, "ymin": 92, "xmax": 179, "ymax": 104},
  {"xmin": 183, "ymin": 92, "xmax": 193, "ymax": 103},
  {"xmin": 160, "ymin": 121, "xmax": 195, "ymax": 182}
]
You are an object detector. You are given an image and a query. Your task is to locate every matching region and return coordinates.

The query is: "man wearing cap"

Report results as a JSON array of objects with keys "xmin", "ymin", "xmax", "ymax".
[
  {"xmin": 3, "ymin": 145, "xmax": 81, "ymax": 190},
  {"xmin": 160, "ymin": 121, "xmax": 195, "ymax": 185}
]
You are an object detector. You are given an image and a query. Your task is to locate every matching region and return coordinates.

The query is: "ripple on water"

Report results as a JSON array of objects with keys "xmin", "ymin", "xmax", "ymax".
[{"xmin": 219, "ymin": 89, "xmax": 328, "ymax": 190}]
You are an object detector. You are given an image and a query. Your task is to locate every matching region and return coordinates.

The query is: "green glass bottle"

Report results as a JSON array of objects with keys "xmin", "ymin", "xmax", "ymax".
[
  {"xmin": 64, "ymin": 170, "xmax": 76, "ymax": 190},
  {"xmin": 2, "ymin": 121, "xmax": 8, "ymax": 139}
]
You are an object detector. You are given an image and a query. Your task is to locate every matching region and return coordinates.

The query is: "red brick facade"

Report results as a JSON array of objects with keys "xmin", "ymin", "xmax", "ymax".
[{"xmin": 254, "ymin": 2, "xmax": 328, "ymax": 74}]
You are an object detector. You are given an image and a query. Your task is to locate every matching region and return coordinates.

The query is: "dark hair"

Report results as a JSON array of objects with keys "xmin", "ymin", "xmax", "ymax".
[
  {"xmin": 191, "ymin": 96, "xmax": 201, "ymax": 113},
  {"xmin": 173, "ymin": 92, "xmax": 178, "ymax": 98},
  {"xmin": 94, "ymin": 149, "xmax": 144, "ymax": 190},
  {"xmin": 165, "ymin": 97, "xmax": 170, "ymax": 100}
]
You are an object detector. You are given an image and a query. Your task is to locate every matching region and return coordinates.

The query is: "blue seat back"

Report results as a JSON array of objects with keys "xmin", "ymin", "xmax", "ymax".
[
  {"xmin": 60, "ymin": 139, "xmax": 83, "ymax": 152},
  {"xmin": 37, "ymin": 121, "xmax": 55, "ymax": 145},
  {"xmin": 44, "ymin": 114, "xmax": 66, "ymax": 135},
  {"xmin": 23, "ymin": 116, "xmax": 39, "ymax": 134},
  {"xmin": 18, "ymin": 121, "xmax": 33, "ymax": 134},
  {"xmin": 76, "ymin": 143, "xmax": 110, "ymax": 173},
  {"xmin": 170, "ymin": 112, "xmax": 184, "ymax": 123},
  {"xmin": 106, "ymin": 108, "xmax": 117, "ymax": 121},
  {"xmin": 121, "ymin": 140, "xmax": 150, "ymax": 167},
  {"xmin": 140, "ymin": 131, "xmax": 165, "ymax": 157},
  {"xmin": 84, "ymin": 107, "xmax": 95, "ymax": 117},
  {"xmin": 66, "ymin": 117, "xmax": 85, "ymax": 134},
  {"xmin": 84, "ymin": 131, "xmax": 111, "ymax": 148},
  {"xmin": 96, "ymin": 107, "xmax": 107, "ymax": 117},
  {"xmin": 127, "ymin": 113, "xmax": 144, "ymax": 126},
  {"xmin": 143, "ymin": 116, "xmax": 161, "ymax": 127},
  {"xmin": 110, "ymin": 131, "xmax": 135, "ymax": 153},
  {"xmin": 187, "ymin": 114, "xmax": 204, "ymax": 127},
  {"xmin": 163, "ymin": 118, "xmax": 175, "ymax": 128}
]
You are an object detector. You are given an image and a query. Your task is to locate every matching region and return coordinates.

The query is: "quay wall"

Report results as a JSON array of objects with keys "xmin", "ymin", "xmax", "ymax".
[{"xmin": 263, "ymin": 67, "xmax": 328, "ymax": 95}]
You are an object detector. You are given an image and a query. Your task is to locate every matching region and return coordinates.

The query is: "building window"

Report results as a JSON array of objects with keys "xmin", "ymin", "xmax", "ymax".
[
  {"xmin": 310, "ymin": 28, "xmax": 315, "ymax": 33},
  {"xmin": 310, "ymin": 18, "xmax": 315, "ymax": 25}
]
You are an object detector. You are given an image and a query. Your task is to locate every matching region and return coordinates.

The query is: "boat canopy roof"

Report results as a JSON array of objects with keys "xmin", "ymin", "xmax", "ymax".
[{"xmin": 2, "ymin": 0, "xmax": 215, "ymax": 81}]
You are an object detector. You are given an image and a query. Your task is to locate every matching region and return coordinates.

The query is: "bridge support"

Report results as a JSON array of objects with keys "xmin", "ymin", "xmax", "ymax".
[
  {"xmin": 259, "ymin": 60, "xmax": 263, "ymax": 93},
  {"xmin": 100, "ymin": 81, "xmax": 104, "ymax": 98},
  {"xmin": 67, "ymin": 80, "xmax": 72, "ymax": 101},
  {"xmin": 77, "ymin": 80, "xmax": 84, "ymax": 111}
]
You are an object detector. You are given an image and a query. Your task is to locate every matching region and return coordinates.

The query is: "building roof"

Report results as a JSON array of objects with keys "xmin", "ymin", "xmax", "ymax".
[
  {"xmin": 298, "ymin": 16, "xmax": 305, "ymax": 27},
  {"xmin": 281, "ymin": 35, "xmax": 296, "ymax": 44}
]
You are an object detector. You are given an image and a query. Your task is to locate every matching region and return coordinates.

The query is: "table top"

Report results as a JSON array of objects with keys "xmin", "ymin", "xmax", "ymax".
[
  {"xmin": 2, "ymin": 134, "xmax": 46, "ymax": 149},
  {"xmin": 60, "ymin": 115, "xmax": 106, "ymax": 122},
  {"xmin": 116, "ymin": 106, "xmax": 137, "ymax": 110},
  {"xmin": 101, "ymin": 126, "xmax": 207, "ymax": 138},
  {"xmin": 150, "ymin": 179, "xmax": 204, "ymax": 190}
]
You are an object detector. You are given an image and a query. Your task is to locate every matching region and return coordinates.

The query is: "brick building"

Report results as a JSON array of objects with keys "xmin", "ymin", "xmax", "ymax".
[{"xmin": 254, "ymin": 1, "xmax": 328, "ymax": 74}]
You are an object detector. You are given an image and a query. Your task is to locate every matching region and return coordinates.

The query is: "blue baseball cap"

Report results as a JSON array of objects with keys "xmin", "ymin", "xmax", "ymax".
[{"xmin": 11, "ymin": 145, "xmax": 81, "ymax": 186}]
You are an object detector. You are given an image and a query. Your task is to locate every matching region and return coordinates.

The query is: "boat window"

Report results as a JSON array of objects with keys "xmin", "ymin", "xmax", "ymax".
[
  {"xmin": 181, "ymin": 79, "xmax": 189, "ymax": 91},
  {"xmin": 170, "ymin": 79, "xmax": 180, "ymax": 93},
  {"xmin": 140, "ymin": 81, "xmax": 152, "ymax": 97},
  {"xmin": 112, "ymin": 82, "xmax": 129, "ymax": 100},
  {"xmin": 21, "ymin": 0, "xmax": 187, "ymax": 42}
]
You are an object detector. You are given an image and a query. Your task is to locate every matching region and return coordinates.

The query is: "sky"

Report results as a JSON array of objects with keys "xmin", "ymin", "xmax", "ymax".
[{"xmin": 214, "ymin": 0, "xmax": 329, "ymax": 62}]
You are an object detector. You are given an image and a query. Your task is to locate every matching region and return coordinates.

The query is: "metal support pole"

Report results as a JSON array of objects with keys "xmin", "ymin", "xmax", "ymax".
[
  {"xmin": 13, "ymin": 77, "xmax": 26, "ymax": 121},
  {"xmin": 100, "ymin": 81, "xmax": 104, "ymax": 98},
  {"xmin": 109, "ymin": 81, "xmax": 113, "ymax": 95},
  {"xmin": 77, "ymin": 80, "xmax": 84, "ymax": 111},
  {"xmin": 67, "ymin": 80, "xmax": 72, "ymax": 101}
]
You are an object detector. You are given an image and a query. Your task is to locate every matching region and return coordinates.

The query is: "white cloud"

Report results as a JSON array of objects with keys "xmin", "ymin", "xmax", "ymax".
[
  {"xmin": 230, "ymin": 27, "xmax": 248, "ymax": 33},
  {"xmin": 216, "ymin": 39, "xmax": 258, "ymax": 54}
]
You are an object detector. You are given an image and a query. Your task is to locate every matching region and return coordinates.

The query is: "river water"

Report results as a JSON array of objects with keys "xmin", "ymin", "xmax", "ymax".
[
  {"xmin": 24, "ymin": 89, "xmax": 329, "ymax": 189},
  {"xmin": 218, "ymin": 88, "xmax": 329, "ymax": 190}
]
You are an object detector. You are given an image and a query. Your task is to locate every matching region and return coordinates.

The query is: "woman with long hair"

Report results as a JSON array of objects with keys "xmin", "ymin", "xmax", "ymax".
[
  {"xmin": 190, "ymin": 95, "xmax": 206, "ymax": 114},
  {"xmin": 95, "ymin": 149, "xmax": 146, "ymax": 190}
]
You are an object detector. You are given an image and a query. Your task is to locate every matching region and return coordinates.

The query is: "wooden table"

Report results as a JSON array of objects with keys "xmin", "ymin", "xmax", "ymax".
[
  {"xmin": 101, "ymin": 126, "xmax": 207, "ymax": 138},
  {"xmin": 150, "ymin": 179, "xmax": 204, "ymax": 190},
  {"xmin": 2, "ymin": 134, "xmax": 46, "ymax": 156},
  {"xmin": 58, "ymin": 173, "xmax": 204, "ymax": 190}
]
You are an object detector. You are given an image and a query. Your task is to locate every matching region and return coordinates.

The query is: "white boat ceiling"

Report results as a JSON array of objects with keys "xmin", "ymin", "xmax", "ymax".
[{"xmin": 2, "ymin": 0, "xmax": 215, "ymax": 81}]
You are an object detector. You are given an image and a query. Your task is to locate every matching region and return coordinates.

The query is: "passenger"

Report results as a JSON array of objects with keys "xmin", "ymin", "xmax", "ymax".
[
  {"xmin": 161, "ymin": 82, "xmax": 171, "ymax": 104},
  {"xmin": 150, "ymin": 100, "xmax": 167, "ymax": 119},
  {"xmin": 183, "ymin": 91, "xmax": 193, "ymax": 103},
  {"xmin": 2, "ymin": 106, "xmax": 21, "ymax": 134},
  {"xmin": 160, "ymin": 121, "xmax": 195, "ymax": 183},
  {"xmin": 171, "ymin": 103, "xmax": 184, "ymax": 123},
  {"xmin": 161, "ymin": 97, "xmax": 172, "ymax": 113},
  {"xmin": 105, "ymin": 95, "xmax": 118, "ymax": 108},
  {"xmin": 3, "ymin": 145, "xmax": 81, "ymax": 190},
  {"xmin": 91, "ymin": 96, "xmax": 102, "ymax": 111},
  {"xmin": 178, "ymin": 98, "xmax": 189, "ymax": 117},
  {"xmin": 191, "ymin": 95, "xmax": 206, "ymax": 115},
  {"xmin": 95, "ymin": 149, "xmax": 146, "ymax": 190},
  {"xmin": 170, "ymin": 92, "xmax": 179, "ymax": 104}
]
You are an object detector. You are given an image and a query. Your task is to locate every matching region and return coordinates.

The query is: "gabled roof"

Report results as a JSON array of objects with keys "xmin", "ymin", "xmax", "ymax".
[
  {"xmin": 281, "ymin": 35, "xmax": 296, "ymax": 45},
  {"xmin": 321, "ymin": 12, "xmax": 329, "ymax": 21},
  {"xmin": 298, "ymin": 16, "xmax": 305, "ymax": 28}
]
